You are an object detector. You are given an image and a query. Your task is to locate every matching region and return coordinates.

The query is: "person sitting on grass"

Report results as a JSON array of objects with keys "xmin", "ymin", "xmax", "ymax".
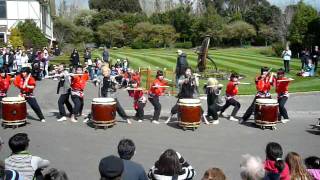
[
  {"xmin": 240, "ymin": 154, "xmax": 265, "ymax": 180},
  {"xmin": 304, "ymin": 156, "xmax": 320, "ymax": 180},
  {"xmin": 298, "ymin": 59, "xmax": 315, "ymax": 77},
  {"xmin": 5, "ymin": 133, "xmax": 50, "ymax": 180},
  {"xmin": 148, "ymin": 149, "xmax": 195, "ymax": 180},
  {"xmin": 202, "ymin": 167, "xmax": 226, "ymax": 180},
  {"xmin": 285, "ymin": 152, "xmax": 313, "ymax": 180}
]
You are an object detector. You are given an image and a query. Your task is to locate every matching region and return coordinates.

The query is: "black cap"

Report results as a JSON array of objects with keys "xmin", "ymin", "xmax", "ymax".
[{"xmin": 99, "ymin": 155, "xmax": 124, "ymax": 178}]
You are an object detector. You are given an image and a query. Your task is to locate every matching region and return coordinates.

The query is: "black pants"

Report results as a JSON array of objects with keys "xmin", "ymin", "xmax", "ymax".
[
  {"xmin": 278, "ymin": 96, "xmax": 289, "ymax": 119},
  {"xmin": 220, "ymin": 98, "xmax": 241, "ymax": 117},
  {"xmin": 242, "ymin": 97, "xmax": 258, "ymax": 122},
  {"xmin": 115, "ymin": 98, "xmax": 128, "ymax": 119},
  {"xmin": 71, "ymin": 95, "xmax": 84, "ymax": 118},
  {"xmin": 313, "ymin": 58, "xmax": 318, "ymax": 73},
  {"xmin": 301, "ymin": 60, "xmax": 305, "ymax": 70},
  {"xmin": 58, "ymin": 93, "xmax": 73, "ymax": 117},
  {"xmin": 135, "ymin": 102, "xmax": 145, "ymax": 120},
  {"xmin": 149, "ymin": 96, "xmax": 161, "ymax": 121},
  {"xmin": 284, "ymin": 60, "xmax": 290, "ymax": 72},
  {"xmin": 26, "ymin": 96, "xmax": 45, "ymax": 120},
  {"xmin": 207, "ymin": 103, "xmax": 222, "ymax": 120}
]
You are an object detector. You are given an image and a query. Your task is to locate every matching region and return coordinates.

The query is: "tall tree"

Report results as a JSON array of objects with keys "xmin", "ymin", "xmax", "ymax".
[
  {"xmin": 97, "ymin": 20, "xmax": 126, "ymax": 47},
  {"xmin": 224, "ymin": 20, "xmax": 256, "ymax": 46}
]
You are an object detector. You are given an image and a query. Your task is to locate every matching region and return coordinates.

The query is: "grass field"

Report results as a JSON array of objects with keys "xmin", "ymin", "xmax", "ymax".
[{"xmin": 53, "ymin": 47, "xmax": 320, "ymax": 95}]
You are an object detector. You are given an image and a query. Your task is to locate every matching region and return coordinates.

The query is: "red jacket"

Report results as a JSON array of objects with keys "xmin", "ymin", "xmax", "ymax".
[
  {"xmin": 131, "ymin": 73, "xmax": 141, "ymax": 86},
  {"xmin": 255, "ymin": 76, "xmax": 272, "ymax": 93},
  {"xmin": 128, "ymin": 89, "xmax": 144, "ymax": 109},
  {"xmin": 226, "ymin": 81, "xmax": 238, "ymax": 97},
  {"xmin": 265, "ymin": 159, "xmax": 290, "ymax": 180},
  {"xmin": 275, "ymin": 77, "xmax": 290, "ymax": 95},
  {"xmin": 0, "ymin": 75, "xmax": 11, "ymax": 93},
  {"xmin": 71, "ymin": 73, "xmax": 89, "ymax": 91},
  {"xmin": 149, "ymin": 79, "xmax": 167, "ymax": 97},
  {"xmin": 14, "ymin": 74, "xmax": 36, "ymax": 94}
]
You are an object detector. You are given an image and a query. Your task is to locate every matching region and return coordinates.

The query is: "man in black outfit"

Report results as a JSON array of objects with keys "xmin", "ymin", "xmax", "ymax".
[
  {"xmin": 117, "ymin": 139, "xmax": 148, "ymax": 180},
  {"xmin": 175, "ymin": 50, "xmax": 188, "ymax": 88},
  {"xmin": 311, "ymin": 46, "xmax": 319, "ymax": 73}
]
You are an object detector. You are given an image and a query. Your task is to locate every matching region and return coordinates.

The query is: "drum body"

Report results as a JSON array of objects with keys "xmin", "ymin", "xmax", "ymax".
[
  {"xmin": 254, "ymin": 99, "xmax": 279, "ymax": 127},
  {"xmin": 2, "ymin": 97, "xmax": 27, "ymax": 126},
  {"xmin": 91, "ymin": 98, "xmax": 116, "ymax": 128},
  {"xmin": 178, "ymin": 99, "xmax": 202, "ymax": 129}
]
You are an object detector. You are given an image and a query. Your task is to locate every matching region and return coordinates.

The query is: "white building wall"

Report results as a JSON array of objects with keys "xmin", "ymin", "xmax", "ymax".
[{"xmin": 0, "ymin": 0, "xmax": 54, "ymax": 44}]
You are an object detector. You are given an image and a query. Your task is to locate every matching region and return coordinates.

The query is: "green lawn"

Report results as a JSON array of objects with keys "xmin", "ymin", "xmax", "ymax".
[{"xmin": 52, "ymin": 47, "xmax": 320, "ymax": 95}]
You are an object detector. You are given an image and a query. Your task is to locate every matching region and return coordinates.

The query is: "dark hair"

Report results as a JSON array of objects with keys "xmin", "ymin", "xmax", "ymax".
[
  {"xmin": 277, "ymin": 68, "xmax": 285, "ymax": 75},
  {"xmin": 305, "ymin": 156, "xmax": 320, "ymax": 169},
  {"xmin": 20, "ymin": 67, "xmax": 31, "ymax": 74},
  {"xmin": 155, "ymin": 149, "xmax": 182, "ymax": 176},
  {"xmin": 44, "ymin": 168, "xmax": 68, "ymax": 180},
  {"xmin": 117, "ymin": 139, "xmax": 135, "ymax": 160},
  {"xmin": 9, "ymin": 133, "xmax": 30, "ymax": 154},
  {"xmin": 156, "ymin": 70, "xmax": 164, "ymax": 78},
  {"xmin": 230, "ymin": 73, "xmax": 239, "ymax": 80},
  {"xmin": 261, "ymin": 67, "xmax": 269, "ymax": 75},
  {"xmin": 265, "ymin": 142, "xmax": 285, "ymax": 173}
]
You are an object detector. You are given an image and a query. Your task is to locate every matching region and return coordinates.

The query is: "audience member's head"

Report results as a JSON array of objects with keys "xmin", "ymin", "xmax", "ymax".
[
  {"xmin": 286, "ymin": 152, "xmax": 312, "ymax": 180},
  {"xmin": 99, "ymin": 155, "xmax": 124, "ymax": 180},
  {"xmin": 117, "ymin": 139, "xmax": 135, "ymax": 160},
  {"xmin": 240, "ymin": 154, "xmax": 265, "ymax": 180},
  {"xmin": 9, "ymin": 133, "xmax": 30, "ymax": 154},
  {"xmin": 265, "ymin": 142, "xmax": 285, "ymax": 173},
  {"xmin": 44, "ymin": 168, "xmax": 68, "ymax": 180},
  {"xmin": 202, "ymin": 167, "xmax": 226, "ymax": 180},
  {"xmin": 305, "ymin": 156, "xmax": 320, "ymax": 169},
  {"xmin": 155, "ymin": 149, "xmax": 182, "ymax": 176}
]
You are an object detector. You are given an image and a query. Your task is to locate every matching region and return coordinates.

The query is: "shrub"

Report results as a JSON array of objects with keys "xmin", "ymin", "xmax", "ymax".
[
  {"xmin": 272, "ymin": 42, "xmax": 285, "ymax": 57},
  {"xmin": 174, "ymin": 41, "xmax": 193, "ymax": 49}
]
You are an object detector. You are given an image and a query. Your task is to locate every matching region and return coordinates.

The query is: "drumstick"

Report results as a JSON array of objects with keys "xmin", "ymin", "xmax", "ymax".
[
  {"xmin": 277, "ymin": 78, "xmax": 294, "ymax": 82},
  {"xmin": 152, "ymin": 85, "xmax": 170, "ymax": 88},
  {"xmin": 23, "ymin": 74, "xmax": 31, "ymax": 88},
  {"xmin": 164, "ymin": 78, "xmax": 173, "ymax": 82},
  {"xmin": 238, "ymin": 82, "xmax": 251, "ymax": 85},
  {"xmin": 126, "ymin": 88, "xmax": 144, "ymax": 91}
]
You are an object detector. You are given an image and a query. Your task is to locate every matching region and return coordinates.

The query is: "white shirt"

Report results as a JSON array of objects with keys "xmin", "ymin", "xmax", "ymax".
[{"xmin": 282, "ymin": 50, "xmax": 292, "ymax": 61}]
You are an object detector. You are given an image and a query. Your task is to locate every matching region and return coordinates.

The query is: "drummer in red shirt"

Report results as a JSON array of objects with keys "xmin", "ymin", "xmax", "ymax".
[
  {"xmin": 219, "ymin": 73, "xmax": 241, "ymax": 122},
  {"xmin": 128, "ymin": 80, "xmax": 146, "ymax": 122},
  {"xmin": 13, "ymin": 67, "xmax": 45, "ymax": 122},
  {"xmin": 148, "ymin": 70, "xmax": 168, "ymax": 124},
  {"xmin": 275, "ymin": 68, "xmax": 292, "ymax": 124},
  {"xmin": 241, "ymin": 67, "xmax": 274, "ymax": 123},
  {"xmin": 0, "ymin": 68, "xmax": 11, "ymax": 100},
  {"xmin": 70, "ymin": 65, "xmax": 89, "ymax": 122}
]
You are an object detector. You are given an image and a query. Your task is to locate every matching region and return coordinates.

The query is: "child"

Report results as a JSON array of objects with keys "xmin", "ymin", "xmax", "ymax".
[
  {"xmin": 220, "ymin": 73, "xmax": 241, "ymax": 122},
  {"xmin": 205, "ymin": 78, "xmax": 223, "ymax": 124},
  {"xmin": 128, "ymin": 80, "xmax": 146, "ymax": 122}
]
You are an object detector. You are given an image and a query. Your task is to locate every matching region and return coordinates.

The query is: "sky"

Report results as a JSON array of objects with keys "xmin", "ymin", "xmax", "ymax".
[{"xmin": 56, "ymin": 0, "xmax": 320, "ymax": 11}]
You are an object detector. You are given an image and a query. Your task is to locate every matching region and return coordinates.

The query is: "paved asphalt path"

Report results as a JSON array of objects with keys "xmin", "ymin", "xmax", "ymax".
[{"xmin": 0, "ymin": 80, "xmax": 319, "ymax": 179}]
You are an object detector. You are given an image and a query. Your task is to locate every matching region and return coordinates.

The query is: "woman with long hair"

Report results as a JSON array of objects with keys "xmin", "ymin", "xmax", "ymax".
[
  {"xmin": 148, "ymin": 149, "xmax": 195, "ymax": 180},
  {"xmin": 286, "ymin": 152, "xmax": 312, "ymax": 180}
]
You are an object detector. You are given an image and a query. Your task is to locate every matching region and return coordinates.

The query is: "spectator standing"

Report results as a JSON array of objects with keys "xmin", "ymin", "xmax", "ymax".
[
  {"xmin": 54, "ymin": 45, "xmax": 61, "ymax": 56},
  {"xmin": 311, "ymin": 46, "xmax": 319, "ymax": 73},
  {"xmin": 102, "ymin": 47, "xmax": 109, "ymax": 63},
  {"xmin": 117, "ymin": 139, "xmax": 148, "ymax": 180},
  {"xmin": 70, "ymin": 49, "xmax": 80, "ymax": 68},
  {"xmin": 281, "ymin": 47, "xmax": 292, "ymax": 73}
]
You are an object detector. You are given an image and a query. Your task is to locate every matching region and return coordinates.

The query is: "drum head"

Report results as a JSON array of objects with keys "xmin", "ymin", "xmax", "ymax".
[
  {"xmin": 178, "ymin": 98, "xmax": 201, "ymax": 104},
  {"xmin": 256, "ymin": 99, "xmax": 278, "ymax": 104},
  {"xmin": 92, "ymin": 98, "xmax": 115, "ymax": 103},
  {"xmin": 2, "ymin": 97, "xmax": 25, "ymax": 102}
]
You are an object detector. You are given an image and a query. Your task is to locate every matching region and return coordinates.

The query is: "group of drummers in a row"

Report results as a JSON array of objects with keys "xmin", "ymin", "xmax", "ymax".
[{"xmin": 0, "ymin": 63, "xmax": 292, "ymax": 126}]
